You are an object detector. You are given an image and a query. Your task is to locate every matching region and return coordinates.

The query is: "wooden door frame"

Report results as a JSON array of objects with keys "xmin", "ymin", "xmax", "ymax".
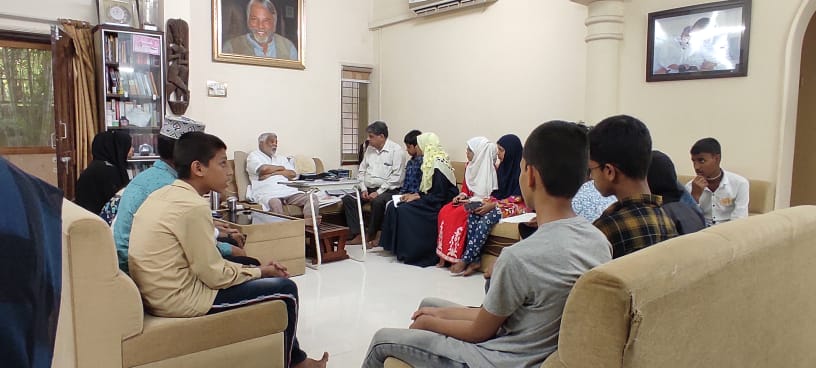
[{"xmin": 51, "ymin": 26, "xmax": 78, "ymax": 199}]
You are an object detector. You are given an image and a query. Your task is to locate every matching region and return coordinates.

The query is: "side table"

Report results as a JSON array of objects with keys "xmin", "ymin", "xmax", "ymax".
[
  {"xmin": 304, "ymin": 223, "xmax": 350, "ymax": 264},
  {"xmin": 286, "ymin": 179, "xmax": 367, "ymax": 268}
]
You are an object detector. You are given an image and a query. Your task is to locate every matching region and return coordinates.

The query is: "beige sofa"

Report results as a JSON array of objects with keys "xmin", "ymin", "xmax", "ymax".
[
  {"xmin": 386, "ymin": 206, "xmax": 816, "ymax": 367},
  {"xmin": 678, "ymin": 174, "xmax": 775, "ymax": 215},
  {"xmin": 53, "ymin": 200, "xmax": 288, "ymax": 368}
]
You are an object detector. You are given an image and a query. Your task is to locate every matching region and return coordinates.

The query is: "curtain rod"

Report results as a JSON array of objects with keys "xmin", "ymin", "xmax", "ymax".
[{"xmin": 0, "ymin": 12, "xmax": 59, "ymax": 25}]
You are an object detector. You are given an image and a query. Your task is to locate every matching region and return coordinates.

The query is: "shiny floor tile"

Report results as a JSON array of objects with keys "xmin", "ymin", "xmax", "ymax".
[{"xmin": 292, "ymin": 245, "xmax": 487, "ymax": 366}]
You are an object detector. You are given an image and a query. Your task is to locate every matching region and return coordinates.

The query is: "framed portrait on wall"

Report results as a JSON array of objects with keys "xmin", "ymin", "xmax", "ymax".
[
  {"xmin": 98, "ymin": 0, "xmax": 140, "ymax": 28},
  {"xmin": 212, "ymin": 0, "xmax": 304, "ymax": 69},
  {"xmin": 646, "ymin": 0, "xmax": 751, "ymax": 82}
]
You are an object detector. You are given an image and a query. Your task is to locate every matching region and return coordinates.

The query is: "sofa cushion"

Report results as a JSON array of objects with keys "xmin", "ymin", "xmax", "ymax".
[
  {"xmin": 546, "ymin": 206, "xmax": 816, "ymax": 367},
  {"xmin": 452, "ymin": 161, "xmax": 467, "ymax": 188},
  {"xmin": 131, "ymin": 334, "xmax": 284, "ymax": 368},
  {"xmin": 122, "ymin": 300, "xmax": 287, "ymax": 367},
  {"xmin": 677, "ymin": 174, "xmax": 774, "ymax": 215},
  {"xmin": 292, "ymin": 154, "xmax": 316, "ymax": 174},
  {"xmin": 234, "ymin": 151, "xmax": 250, "ymax": 201}
]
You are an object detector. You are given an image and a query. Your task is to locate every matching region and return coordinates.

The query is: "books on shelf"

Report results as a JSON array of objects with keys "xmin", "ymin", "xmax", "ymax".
[
  {"xmin": 105, "ymin": 100, "xmax": 158, "ymax": 128},
  {"xmin": 103, "ymin": 32, "xmax": 161, "ymax": 67},
  {"xmin": 99, "ymin": 27, "xmax": 165, "ymax": 175},
  {"xmin": 106, "ymin": 66, "xmax": 159, "ymax": 97}
]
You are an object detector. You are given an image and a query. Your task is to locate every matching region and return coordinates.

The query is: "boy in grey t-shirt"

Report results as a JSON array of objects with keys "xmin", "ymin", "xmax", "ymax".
[{"xmin": 362, "ymin": 121, "xmax": 612, "ymax": 368}]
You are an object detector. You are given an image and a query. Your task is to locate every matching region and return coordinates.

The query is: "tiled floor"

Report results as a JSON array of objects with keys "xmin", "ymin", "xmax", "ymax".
[{"xmin": 292, "ymin": 245, "xmax": 487, "ymax": 367}]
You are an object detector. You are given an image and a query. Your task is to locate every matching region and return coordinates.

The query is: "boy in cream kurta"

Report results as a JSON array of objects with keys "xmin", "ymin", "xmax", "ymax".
[{"xmin": 129, "ymin": 132, "xmax": 327, "ymax": 368}]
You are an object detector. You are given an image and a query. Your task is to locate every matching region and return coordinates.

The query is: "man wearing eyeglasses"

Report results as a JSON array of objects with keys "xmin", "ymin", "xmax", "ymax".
[{"xmin": 587, "ymin": 115, "xmax": 678, "ymax": 259}]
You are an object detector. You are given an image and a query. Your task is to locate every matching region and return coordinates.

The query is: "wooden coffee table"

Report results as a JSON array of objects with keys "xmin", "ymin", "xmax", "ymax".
[{"xmin": 304, "ymin": 223, "xmax": 350, "ymax": 264}]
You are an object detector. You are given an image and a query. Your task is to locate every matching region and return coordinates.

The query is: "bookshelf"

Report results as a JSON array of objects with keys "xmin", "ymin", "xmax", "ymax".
[{"xmin": 93, "ymin": 25, "xmax": 165, "ymax": 174}]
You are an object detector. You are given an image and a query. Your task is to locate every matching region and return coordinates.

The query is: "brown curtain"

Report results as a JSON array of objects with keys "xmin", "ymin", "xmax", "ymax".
[{"xmin": 58, "ymin": 19, "xmax": 97, "ymax": 172}]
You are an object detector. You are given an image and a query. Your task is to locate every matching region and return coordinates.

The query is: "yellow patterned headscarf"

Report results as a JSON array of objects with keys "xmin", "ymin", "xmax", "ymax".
[{"xmin": 417, "ymin": 133, "xmax": 455, "ymax": 193}]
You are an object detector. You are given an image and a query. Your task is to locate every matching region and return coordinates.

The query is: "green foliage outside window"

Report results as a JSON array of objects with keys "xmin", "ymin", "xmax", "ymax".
[{"xmin": 0, "ymin": 45, "xmax": 54, "ymax": 148}]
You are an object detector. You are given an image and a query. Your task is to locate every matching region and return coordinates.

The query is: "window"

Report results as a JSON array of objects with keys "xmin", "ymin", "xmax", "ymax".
[
  {"xmin": 340, "ymin": 66, "xmax": 371, "ymax": 165},
  {"xmin": 0, "ymin": 33, "xmax": 54, "ymax": 154}
]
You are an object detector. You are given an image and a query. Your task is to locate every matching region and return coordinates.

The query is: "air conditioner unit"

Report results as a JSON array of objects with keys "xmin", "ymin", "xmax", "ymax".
[{"xmin": 408, "ymin": 0, "xmax": 497, "ymax": 17}]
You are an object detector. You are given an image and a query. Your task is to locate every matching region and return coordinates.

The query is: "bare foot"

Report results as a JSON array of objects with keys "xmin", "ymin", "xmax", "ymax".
[
  {"xmin": 366, "ymin": 239, "xmax": 379, "ymax": 249},
  {"xmin": 450, "ymin": 262, "xmax": 466, "ymax": 274},
  {"xmin": 347, "ymin": 234, "xmax": 362, "ymax": 245},
  {"xmin": 293, "ymin": 352, "xmax": 329, "ymax": 368},
  {"xmin": 436, "ymin": 259, "xmax": 446, "ymax": 268},
  {"xmin": 462, "ymin": 262, "xmax": 481, "ymax": 277}
]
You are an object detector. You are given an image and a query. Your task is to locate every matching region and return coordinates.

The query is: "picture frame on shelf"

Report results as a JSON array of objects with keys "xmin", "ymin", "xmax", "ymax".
[
  {"xmin": 212, "ymin": 0, "xmax": 304, "ymax": 70},
  {"xmin": 646, "ymin": 0, "xmax": 752, "ymax": 82},
  {"xmin": 98, "ymin": 0, "xmax": 140, "ymax": 28}
]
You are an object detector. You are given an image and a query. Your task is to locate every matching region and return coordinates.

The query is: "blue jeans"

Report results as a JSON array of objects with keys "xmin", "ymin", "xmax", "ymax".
[
  {"xmin": 208, "ymin": 278, "xmax": 307, "ymax": 367},
  {"xmin": 362, "ymin": 298, "xmax": 470, "ymax": 368}
]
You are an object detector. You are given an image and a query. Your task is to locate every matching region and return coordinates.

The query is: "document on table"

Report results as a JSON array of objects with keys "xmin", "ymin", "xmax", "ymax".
[
  {"xmin": 499, "ymin": 212, "xmax": 536, "ymax": 223},
  {"xmin": 391, "ymin": 194, "xmax": 402, "ymax": 207}
]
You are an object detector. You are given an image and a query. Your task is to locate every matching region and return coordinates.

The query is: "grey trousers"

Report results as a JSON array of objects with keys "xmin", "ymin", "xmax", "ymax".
[
  {"xmin": 361, "ymin": 298, "xmax": 471, "ymax": 368},
  {"xmin": 267, "ymin": 192, "xmax": 316, "ymax": 219}
]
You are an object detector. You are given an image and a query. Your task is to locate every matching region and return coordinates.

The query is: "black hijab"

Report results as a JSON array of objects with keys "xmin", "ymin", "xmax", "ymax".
[
  {"xmin": 492, "ymin": 134, "xmax": 523, "ymax": 199},
  {"xmin": 648, "ymin": 150, "xmax": 685, "ymax": 203},
  {"xmin": 91, "ymin": 130, "xmax": 132, "ymax": 185}
]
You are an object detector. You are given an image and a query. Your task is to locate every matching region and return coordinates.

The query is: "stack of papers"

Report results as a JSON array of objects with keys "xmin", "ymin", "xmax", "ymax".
[
  {"xmin": 392, "ymin": 194, "xmax": 403, "ymax": 207},
  {"xmin": 499, "ymin": 213, "xmax": 536, "ymax": 224},
  {"xmin": 325, "ymin": 189, "xmax": 357, "ymax": 196}
]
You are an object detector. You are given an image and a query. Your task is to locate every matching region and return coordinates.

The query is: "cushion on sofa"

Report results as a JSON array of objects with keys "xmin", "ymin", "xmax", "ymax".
[
  {"xmin": 677, "ymin": 174, "xmax": 774, "ymax": 215},
  {"xmin": 233, "ymin": 151, "xmax": 250, "ymax": 201},
  {"xmin": 122, "ymin": 301, "xmax": 287, "ymax": 367},
  {"xmin": 129, "ymin": 334, "xmax": 284, "ymax": 368}
]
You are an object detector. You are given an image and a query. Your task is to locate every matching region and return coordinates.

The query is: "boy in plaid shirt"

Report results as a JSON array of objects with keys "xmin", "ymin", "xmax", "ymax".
[{"xmin": 588, "ymin": 115, "xmax": 678, "ymax": 258}]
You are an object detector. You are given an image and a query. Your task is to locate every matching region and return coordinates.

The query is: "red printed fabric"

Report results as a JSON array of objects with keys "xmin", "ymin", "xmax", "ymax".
[
  {"xmin": 494, "ymin": 195, "xmax": 528, "ymax": 218},
  {"xmin": 436, "ymin": 203, "xmax": 469, "ymax": 262}
]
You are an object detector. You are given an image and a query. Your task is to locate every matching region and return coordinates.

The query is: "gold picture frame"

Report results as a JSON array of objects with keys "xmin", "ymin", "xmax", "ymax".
[
  {"xmin": 98, "ymin": 0, "xmax": 140, "ymax": 28},
  {"xmin": 212, "ymin": 0, "xmax": 305, "ymax": 70}
]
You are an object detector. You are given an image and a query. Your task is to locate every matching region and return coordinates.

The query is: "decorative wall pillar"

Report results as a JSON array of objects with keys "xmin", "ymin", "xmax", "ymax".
[{"xmin": 572, "ymin": 0, "xmax": 625, "ymax": 124}]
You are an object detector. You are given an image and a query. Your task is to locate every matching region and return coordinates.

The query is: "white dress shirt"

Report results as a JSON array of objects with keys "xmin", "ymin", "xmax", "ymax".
[
  {"xmin": 358, "ymin": 139, "xmax": 406, "ymax": 194},
  {"xmin": 685, "ymin": 169, "xmax": 749, "ymax": 226},
  {"xmin": 246, "ymin": 150, "xmax": 299, "ymax": 199}
]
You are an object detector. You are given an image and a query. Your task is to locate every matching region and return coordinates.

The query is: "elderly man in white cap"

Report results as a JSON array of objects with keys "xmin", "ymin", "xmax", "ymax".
[{"xmin": 112, "ymin": 117, "xmax": 253, "ymax": 273}]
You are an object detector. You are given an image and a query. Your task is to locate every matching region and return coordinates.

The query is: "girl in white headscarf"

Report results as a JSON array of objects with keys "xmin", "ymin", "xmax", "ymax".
[{"xmin": 435, "ymin": 137, "xmax": 498, "ymax": 269}]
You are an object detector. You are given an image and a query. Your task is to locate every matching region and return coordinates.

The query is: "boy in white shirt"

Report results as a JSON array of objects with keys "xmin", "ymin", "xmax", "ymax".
[{"xmin": 686, "ymin": 137, "xmax": 749, "ymax": 226}]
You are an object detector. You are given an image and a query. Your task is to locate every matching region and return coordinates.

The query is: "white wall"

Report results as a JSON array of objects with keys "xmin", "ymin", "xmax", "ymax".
[
  {"xmin": 374, "ymin": 0, "xmax": 588, "ymax": 161},
  {"xmin": 618, "ymin": 0, "xmax": 801, "ymax": 183},
  {"xmin": 185, "ymin": 0, "xmax": 376, "ymax": 167}
]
